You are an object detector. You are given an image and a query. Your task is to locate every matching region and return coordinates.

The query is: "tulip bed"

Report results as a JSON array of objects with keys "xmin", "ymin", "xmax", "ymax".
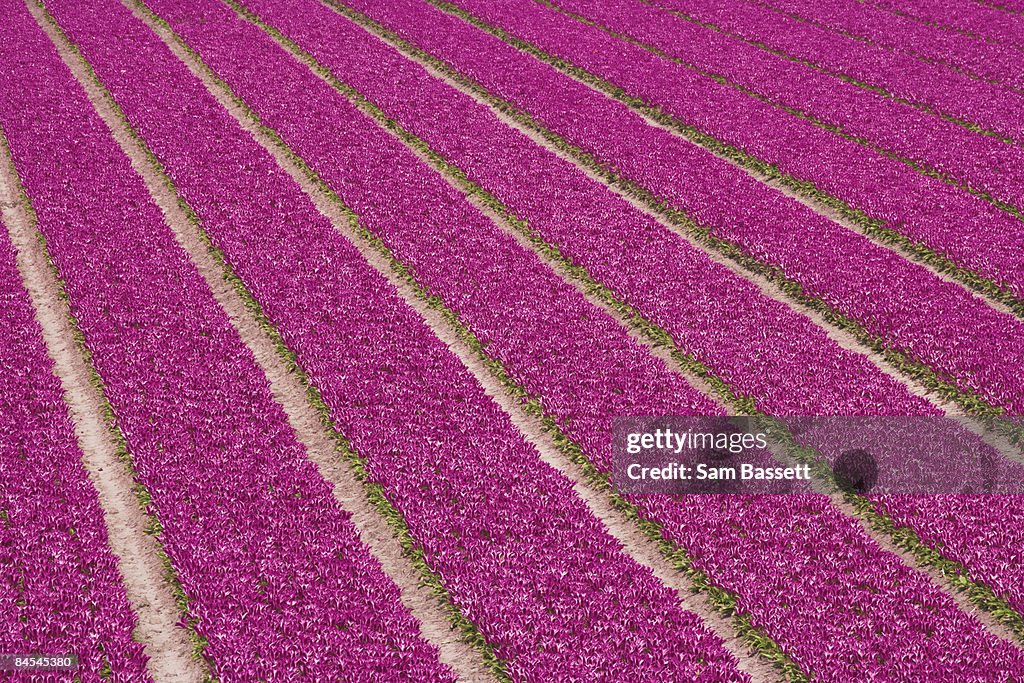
[
  {"xmin": 864, "ymin": 0, "xmax": 1024, "ymax": 49},
  {"xmin": 234, "ymin": 0, "xmax": 935, "ymax": 419},
  {"xmin": 986, "ymin": 0, "xmax": 1024, "ymax": 11},
  {"xmin": 78, "ymin": 0, "xmax": 1024, "ymax": 678},
  {"xmin": 541, "ymin": 0, "xmax": 1024, "ymax": 214},
  {"xmin": 749, "ymin": 0, "xmax": 1024, "ymax": 90},
  {"xmin": 644, "ymin": 0, "xmax": 1024, "ymax": 143},
  {"xmin": 348, "ymin": 0, "xmax": 1024, "ymax": 619},
  {"xmin": 334, "ymin": 0, "xmax": 1024, "ymax": 415},
  {"xmin": 39, "ymin": 0, "xmax": 751, "ymax": 680},
  {"xmin": 0, "ymin": 227, "xmax": 149, "ymax": 677},
  {"xmin": 427, "ymin": 0, "xmax": 1024, "ymax": 305},
  {"xmin": 3, "ymin": 0, "xmax": 1024, "ymax": 678},
  {"xmin": 226, "ymin": 0, "xmax": 1024, "ymax": 622},
  {"xmin": 0, "ymin": 3, "xmax": 456, "ymax": 680}
]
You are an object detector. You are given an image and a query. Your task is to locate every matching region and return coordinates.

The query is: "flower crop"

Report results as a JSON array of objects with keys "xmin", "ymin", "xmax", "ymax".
[
  {"xmin": 237, "ymin": 0, "xmax": 1024, "ymax": 623},
  {"xmin": 0, "ymin": 229, "xmax": 149, "ymax": 680},
  {"xmin": 862, "ymin": 0, "xmax": 1024, "ymax": 50},
  {"xmin": 750, "ymin": 0, "xmax": 1024, "ymax": 90},
  {"xmin": 0, "ymin": 3, "xmax": 453, "ymax": 679},
  {"xmin": 438, "ymin": 0, "xmax": 1024, "ymax": 299},
  {"xmin": 346, "ymin": 0, "xmax": 1024, "ymax": 416},
  {"xmin": 41, "ymin": 0, "xmax": 750, "ymax": 678},
  {"xmin": 645, "ymin": 0, "xmax": 1024, "ymax": 142},
  {"xmin": 114, "ymin": 0, "xmax": 1024, "ymax": 678},
  {"xmin": 5, "ymin": 0, "xmax": 1024, "ymax": 678},
  {"xmin": 545, "ymin": 0, "xmax": 1024, "ymax": 216}
]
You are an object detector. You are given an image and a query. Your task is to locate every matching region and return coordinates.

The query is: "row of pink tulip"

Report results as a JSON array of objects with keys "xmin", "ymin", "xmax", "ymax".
[
  {"xmin": 0, "ymin": 2, "xmax": 454, "ymax": 678},
  {"xmin": 44, "ymin": 0, "xmax": 751, "ymax": 678},
  {"xmin": 0, "ymin": 219, "xmax": 148, "ymax": 679},
  {"xmin": 135, "ymin": 0, "xmax": 1024, "ymax": 678}
]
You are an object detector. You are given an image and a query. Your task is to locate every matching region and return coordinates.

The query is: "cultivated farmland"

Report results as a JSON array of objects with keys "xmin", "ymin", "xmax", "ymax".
[{"xmin": 1, "ymin": 0, "xmax": 1022, "ymax": 680}]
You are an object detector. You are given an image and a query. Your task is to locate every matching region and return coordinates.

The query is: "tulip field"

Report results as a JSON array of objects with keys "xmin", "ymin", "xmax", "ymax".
[{"xmin": 1, "ymin": 0, "xmax": 1022, "ymax": 680}]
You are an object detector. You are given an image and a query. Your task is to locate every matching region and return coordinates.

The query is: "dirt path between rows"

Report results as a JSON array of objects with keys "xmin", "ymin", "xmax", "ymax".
[
  {"xmin": 36, "ymin": 0, "xmax": 502, "ymax": 677},
  {"xmin": 0, "ymin": 129, "xmax": 203, "ymax": 681},
  {"xmin": 305, "ymin": 0, "xmax": 1024, "ymax": 652},
  {"xmin": 149, "ymin": 1, "xmax": 799, "ymax": 678}
]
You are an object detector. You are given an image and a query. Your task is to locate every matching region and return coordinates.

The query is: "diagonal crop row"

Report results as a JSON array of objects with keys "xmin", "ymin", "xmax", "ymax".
[
  {"xmin": 540, "ymin": 0, "xmax": 1024, "ymax": 228},
  {"xmin": 2, "ymin": 136, "xmax": 216, "ymax": 680},
  {"xmin": 332, "ymin": 0, "xmax": 1024, "ymax": 440},
  {"xmin": 435, "ymin": 0, "xmax": 1024, "ymax": 314},
  {"xmin": 222, "ymin": 0, "xmax": 1024, "ymax": 640},
  {"xmin": 982, "ymin": 0, "xmax": 1024, "ymax": 14},
  {"xmin": 749, "ymin": 0, "xmax": 1024, "ymax": 91},
  {"xmin": 123, "ymin": 0, "xmax": 1024, "ymax": 678},
  {"xmin": 863, "ymin": 0, "xmax": 1024, "ymax": 49},
  {"xmin": 643, "ymin": 0, "xmax": 1024, "ymax": 144},
  {"xmin": 120, "ymin": 1, "xmax": 806, "ymax": 677},
  {"xmin": 0, "ymin": 178, "xmax": 150, "ymax": 681},
  {"xmin": 333, "ymin": 0, "xmax": 1024, "ymax": 611},
  {"xmin": 240, "ymin": 0, "xmax": 937, "ymax": 419},
  {"xmin": 2, "ymin": 3, "xmax": 458, "ymax": 680},
  {"xmin": 47, "ymin": 16, "xmax": 508, "ymax": 674},
  {"xmin": 43, "ymin": 0, "xmax": 757, "ymax": 679},
  {"xmin": 229, "ymin": 0, "xmax": 1024, "ymax": 634}
]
